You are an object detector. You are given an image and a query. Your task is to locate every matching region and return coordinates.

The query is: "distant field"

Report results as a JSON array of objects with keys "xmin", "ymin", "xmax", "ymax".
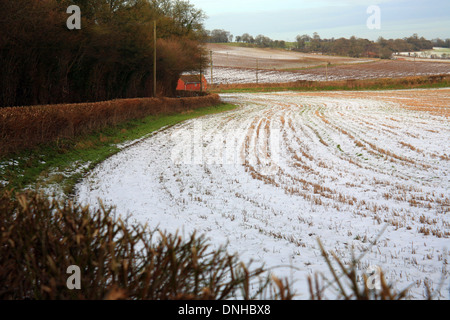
[
  {"xmin": 209, "ymin": 61, "xmax": 450, "ymax": 85},
  {"xmin": 205, "ymin": 44, "xmax": 450, "ymax": 85},
  {"xmin": 207, "ymin": 43, "xmax": 376, "ymax": 71},
  {"xmin": 399, "ymin": 47, "xmax": 450, "ymax": 57},
  {"xmin": 433, "ymin": 48, "xmax": 450, "ymax": 53}
]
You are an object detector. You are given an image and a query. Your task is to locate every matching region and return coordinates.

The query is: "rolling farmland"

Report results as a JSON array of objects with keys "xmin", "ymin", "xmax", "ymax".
[
  {"xmin": 76, "ymin": 88, "xmax": 450, "ymax": 299},
  {"xmin": 3, "ymin": 0, "xmax": 450, "ymax": 303},
  {"xmin": 206, "ymin": 44, "xmax": 450, "ymax": 84}
]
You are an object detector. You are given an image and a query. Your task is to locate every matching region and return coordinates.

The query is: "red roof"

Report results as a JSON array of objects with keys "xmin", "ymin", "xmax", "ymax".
[
  {"xmin": 177, "ymin": 74, "xmax": 207, "ymax": 91},
  {"xmin": 179, "ymin": 75, "xmax": 205, "ymax": 84}
]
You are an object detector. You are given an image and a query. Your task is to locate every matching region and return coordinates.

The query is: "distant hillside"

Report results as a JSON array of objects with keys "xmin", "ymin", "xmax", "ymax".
[{"xmin": 206, "ymin": 43, "xmax": 376, "ymax": 71}]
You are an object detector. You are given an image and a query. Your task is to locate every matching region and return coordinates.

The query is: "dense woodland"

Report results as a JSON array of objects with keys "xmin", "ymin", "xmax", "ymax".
[
  {"xmin": 0, "ymin": 0, "xmax": 208, "ymax": 108},
  {"xmin": 207, "ymin": 29, "xmax": 450, "ymax": 59}
]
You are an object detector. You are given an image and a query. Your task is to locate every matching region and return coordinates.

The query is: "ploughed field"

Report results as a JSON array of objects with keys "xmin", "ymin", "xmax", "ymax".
[
  {"xmin": 76, "ymin": 89, "xmax": 449, "ymax": 299},
  {"xmin": 207, "ymin": 43, "xmax": 375, "ymax": 70},
  {"xmin": 206, "ymin": 44, "xmax": 450, "ymax": 84}
]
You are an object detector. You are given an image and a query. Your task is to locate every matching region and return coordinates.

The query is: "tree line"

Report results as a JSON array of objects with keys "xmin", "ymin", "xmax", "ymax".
[
  {"xmin": 294, "ymin": 33, "xmax": 449, "ymax": 59},
  {"xmin": 0, "ymin": 0, "xmax": 207, "ymax": 108},
  {"xmin": 206, "ymin": 29, "xmax": 450, "ymax": 59},
  {"xmin": 206, "ymin": 30, "xmax": 287, "ymax": 49}
]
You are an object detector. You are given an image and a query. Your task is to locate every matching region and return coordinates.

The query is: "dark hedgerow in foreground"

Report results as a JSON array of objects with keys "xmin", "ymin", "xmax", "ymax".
[
  {"xmin": 0, "ymin": 190, "xmax": 419, "ymax": 300},
  {"xmin": 0, "ymin": 191, "xmax": 293, "ymax": 300}
]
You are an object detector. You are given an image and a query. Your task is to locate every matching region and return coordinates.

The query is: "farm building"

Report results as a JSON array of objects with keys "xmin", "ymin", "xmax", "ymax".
[{"xmin": 176, "ymin": 74, "xmax": 208, "ymax": 91}]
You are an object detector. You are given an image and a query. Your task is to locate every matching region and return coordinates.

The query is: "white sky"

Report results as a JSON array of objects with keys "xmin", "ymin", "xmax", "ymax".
[{"xmin": 189, "ymin": 0, "xmax": 450, "ymax": 41}]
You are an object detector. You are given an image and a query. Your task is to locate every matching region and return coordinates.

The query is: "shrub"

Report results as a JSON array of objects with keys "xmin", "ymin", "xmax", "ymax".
[
  {"xmin": 307, "ymin": 239, "xmax": 410, "ymax": 300},
  {"xmin": 0, "ymin": 191, "xmax": 293, "ymax": 300},
  {"xmin": 213, "ymin": 75, "xmax": 449, "ymax": 92},
  {"xmin": 0, "ymin": 190, "xmax": 426, "ymax": 300},
  {"xmin": 0, "ymin": 95, "xmax": 221, "ymax": 157}
]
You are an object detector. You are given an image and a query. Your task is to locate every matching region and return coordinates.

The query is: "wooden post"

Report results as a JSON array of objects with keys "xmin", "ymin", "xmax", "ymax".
[{"xmin": 153, "ymin": 20, "xmax": 157, "ymax": 97}]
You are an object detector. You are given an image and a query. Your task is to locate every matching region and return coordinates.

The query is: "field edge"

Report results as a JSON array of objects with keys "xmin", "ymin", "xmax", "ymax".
[{"xmin": 0, "ymin": 102, "xmax": 239, "ymax": 198}]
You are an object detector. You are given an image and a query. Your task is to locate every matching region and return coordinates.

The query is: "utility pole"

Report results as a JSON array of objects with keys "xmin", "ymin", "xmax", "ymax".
[
  {"xmin": 199, "ymin": 53, "xmax": 204, "ymax": 93},
  {"xmin": 414, "ymin": 53, "xmax": 417, "ymax": 77},
  {"xmin": 200, "ymin": 67, "xmax": 203, "ymax": 93},
  {"xmin": 153, "ymin": 20, "xmax": 157, "ymax": 97},
  {"xmin": 210, "ymin": 50, "xmax": 213, "ymax": 88},
  {"xmin": 326, "ymin": 62, "xmax": 328, "ymax": 82},
  {"xmin": 256, "ymin": 59, "xmax": 259, "ymax": 85}
]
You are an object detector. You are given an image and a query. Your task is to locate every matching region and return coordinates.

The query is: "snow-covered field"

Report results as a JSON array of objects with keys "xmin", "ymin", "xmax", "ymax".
[
  {"xmin": 75, "ymin": 89, "xmax": 450, "ymax": 299},
  {"xmin": 211, "ymin": 62, "xmax": 450, "ymax": 84},
  {"xmin": 398, "ymin": 47, "xmax": 450, "ymax": 60},
  {"xmin": 210, "ymin": 67, "xmax": 330, "ymax": 84},
  {"xmin": 207, "ymin": 43, "xmax": 375, "ymax": 71}
]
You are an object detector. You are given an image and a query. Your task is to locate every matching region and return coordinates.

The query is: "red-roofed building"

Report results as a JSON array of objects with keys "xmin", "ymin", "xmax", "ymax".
[{"xmin": 176, "ymin": 74, "xmax": 208, "ymax": 91}]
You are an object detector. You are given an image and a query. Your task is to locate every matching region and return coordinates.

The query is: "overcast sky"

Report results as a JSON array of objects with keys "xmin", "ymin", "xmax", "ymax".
[{"xmin": 189, "ymin": 0, "xmax": 450, "ymax": 41}]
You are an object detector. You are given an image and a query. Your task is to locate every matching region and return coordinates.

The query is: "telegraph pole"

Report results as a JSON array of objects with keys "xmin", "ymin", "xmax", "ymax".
[
  {"xmin": 414, "ymin": 53, "xmax": 417, "ymax": 77},
  {"xmin": 153, "ymin": 20, "xmax": 157, "ymax": 97},
  {"xmin": 200, "ymin": 67, "xmax": 203, "ymax": 92},
  {"xmin": 210, "ymin": 50, "xmax": 213, "ymax": 88},
  {"xmin": 256, "ymin": 59, "xmax": 259, "ymax": 85}
]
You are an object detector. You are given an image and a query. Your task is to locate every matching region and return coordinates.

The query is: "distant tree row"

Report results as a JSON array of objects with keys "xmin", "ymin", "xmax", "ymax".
[
  {"xmin": 206, "ymin": 28, "xmax": 449, "ymax": 60},
  {"xmin": 294, "ymin": 33, "xmax": 448, "ymax": 59},
  {"xmin": 234, "ymin": 33, "xmax": 286, "ymax": 49},
  {"xmin": 206, "ymin": 29, "xmax": 234, "ymax": 43},
  {"xmin": 0, "ymin": 0, "xmax": 207, "ymax": 108},
  {"xmin": 432, "ymin": 38, "xmax": 450, "ymax": 48},
  {"xmin": 206, "ymin": 31, "xmax": 287, "ymax": 49}
]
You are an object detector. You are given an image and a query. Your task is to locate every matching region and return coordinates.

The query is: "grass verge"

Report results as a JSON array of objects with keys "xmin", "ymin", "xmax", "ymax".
[
  {"xmin": 211, "ymin": 77, "xmax": 450, "ymax": 94},
  {"xmin": 0, "ymin": 103, "xmax": 238, "ymax": 197}
]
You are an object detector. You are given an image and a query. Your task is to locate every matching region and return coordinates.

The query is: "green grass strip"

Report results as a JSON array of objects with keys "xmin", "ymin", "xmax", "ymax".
[
  {"xmin": 213, "ymin": 80, "xmax": 450, "ymax": 94},
  {"xmin": 0, "ymin": 103, "xmax": 238, "ymax": 197}
]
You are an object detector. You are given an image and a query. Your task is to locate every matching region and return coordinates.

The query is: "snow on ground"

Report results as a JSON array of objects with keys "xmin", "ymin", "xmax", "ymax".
[
  {"xmin": 75, "ymin": 90, "xmax": 450, "ymax": 299},
  {"xmin": 207, "ymin": 43, "xmax": 376, "ymax": 70},
  {"xmin": 209, "ymin": 61, "xmax": 450, "ymax": 84},
  {"xmin": 210, "ymin": 67, "xmax": 329, "ymax": 84}
]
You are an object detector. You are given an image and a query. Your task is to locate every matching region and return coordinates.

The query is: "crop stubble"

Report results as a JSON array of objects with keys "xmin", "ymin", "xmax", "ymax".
[{"xmin": 76, "ymin": 89, "xmax": 450, "ymax": 299}]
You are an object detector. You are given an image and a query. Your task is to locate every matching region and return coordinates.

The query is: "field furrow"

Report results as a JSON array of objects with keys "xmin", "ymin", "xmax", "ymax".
[{"xmin": 76, "ymin": 89, "xmax": 450, "ymax": 299}]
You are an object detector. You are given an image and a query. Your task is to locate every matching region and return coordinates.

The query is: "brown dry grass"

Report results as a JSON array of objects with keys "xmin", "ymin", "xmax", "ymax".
[
  {"xmin": 307, "ymin": 237, "xmax": 418, "ymax": 300},
  {"xmin": 1, "ymin": 190, "xmax": 418, "ymax": 300},
  {"xmin": 213, "ymin": 75, "xmax": 450, "ymax": 96},
  {"xmin": 0, "ymin": 190, "xmax": 293, "ymax": 300},
  {"xmin": 0, "ymin": 95, "xmax": 221, "ymax": 156}
]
